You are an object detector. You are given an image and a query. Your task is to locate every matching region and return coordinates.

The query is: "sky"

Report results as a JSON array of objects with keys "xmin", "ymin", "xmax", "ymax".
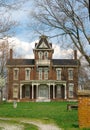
[
  {"xmin": 1, "ymin": 0, "xmax": 89, "ymax": 60},
  {"xmin": 2, "ymin": 0, "xmax": 74, "ymax": 59}
]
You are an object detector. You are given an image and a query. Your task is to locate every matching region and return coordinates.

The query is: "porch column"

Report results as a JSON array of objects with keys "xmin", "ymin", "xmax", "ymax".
[
  {"xmin": 53, "ymin": 84, "xmax": 55, "ymax": 99},
  {"xmin": 36, "ymin": 84, "xmax": 38, "ymax": 98},
  {"xmin": 20, "ymin": 84, "xmax": 23, "ymax": 99},
  {"xmin": 32, "ymin": 84, "xmax": 34, "ymax": 99},
  {"xmin": 64, "ymin": 84, "xmax": 67, "ymax": 99},
  {"xmin": 48, "ymin": 84, "xmax": 50, "ymax": 99}
]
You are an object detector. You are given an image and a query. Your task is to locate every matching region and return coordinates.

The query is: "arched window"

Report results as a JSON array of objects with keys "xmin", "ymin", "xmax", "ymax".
[
  {"xmin": 38, "ymin": 51, "xmax": 43, "ymax": 59},
  {"xmin": 44, "ymin": 51, "xmax": 48, "ymax": 59}
]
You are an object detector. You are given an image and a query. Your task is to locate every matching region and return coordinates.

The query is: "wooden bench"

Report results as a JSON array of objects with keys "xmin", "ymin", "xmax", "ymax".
[{"xmin": 67, "ymin": 104, "xmax": 78, "ymax": 110}]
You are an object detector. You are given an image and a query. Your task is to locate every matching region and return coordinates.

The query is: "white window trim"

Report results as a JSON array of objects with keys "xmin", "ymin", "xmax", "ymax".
[
  {"xmin": 68, "ymin": 83, "xmax": 74, "ymax": 98},
  {"xmin": 44, "ymin": 68, "xmax": 48, "ymax": 80},
  {"xmin": 38, "ymin": 51, "xmax": 43, "ymax": 60},
  {"xmin": 68, "ymin": 68, "xmax": 73, "ymax": 80},
  {"xmin": 39, "ymin": 68, "xmax": 42, "ymax": 80},
  {"xmin": 13, "ymin": 84, "xmax": 19, "ymax": 98},
  {"xmin": 25, "ymin": 68, "xmax": 31, "ymax": 80},
  {"xmin": 56, "ymin": 68, "xmax": 62, "ymax": 80},
  {"xmin": 13, "ymin": 68, "xmax": 19, "ymax": 80},
  {"xmin": 44, "ymin": 51, "xmax": 48, "ymax": 59}
]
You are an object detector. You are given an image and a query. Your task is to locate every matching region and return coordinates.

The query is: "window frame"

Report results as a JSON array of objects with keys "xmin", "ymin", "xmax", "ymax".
[
  {"xmin": 13, "ymin": 84, "xmax": 18, "ymax": 98},
  {"xmin": 44, "ymin": 68, "xmax": 48, "ymax": 80},
  {"xmin": 44, "ymin": 51, "xmax": 48, "ymax": 59},
  {"xmin": 56, "ymin": 68, "xmax": 62, "ymax": 80},
  {"xmin": 25, "ymin": 68, "xmax": 31, "ymax": 80},
  {"xmin": 13, "ymin": 68, "xmax": 19, "ymax": 80},
  {"xmin": 39, "ymin": 68, "xmax": 42, "ymax": 80},
  {"xmin": 68, "ymin": 68, "xmax": 73, "ymax": 80},
  {"xmin": 38, "ymin": 51, "xmax": 43, "ymax": 60},
  {"xmin": 68, "ymin": 83, "xmax": 74, "ymax": 98}
]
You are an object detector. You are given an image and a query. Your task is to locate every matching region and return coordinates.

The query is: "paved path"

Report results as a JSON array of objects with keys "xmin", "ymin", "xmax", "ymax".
[
  {"xmin": 22, "ymin": 119, "xmax": 61, "ymax": 130},
  {"xmin": 0, "ymin": 118, "xmax": 61, "ymax": 130}
]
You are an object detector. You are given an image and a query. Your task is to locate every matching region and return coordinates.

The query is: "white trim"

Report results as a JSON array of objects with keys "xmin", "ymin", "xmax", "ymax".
[
  {"xmin": 25, "ymin": 68, "xmax": 31, "ymax": 80},
  {"xmin": 39, "ymin": 68, "xmax": 42, "ymax": 80},
  {"xmin": 13, "ymin": 84, "xmax": 19, "ymax": 98},
  {"xmin": 68, "ymin": 83, "xmax": 74, "ymax": 98},
  {"xmin": 13, "ymin": 68, "xmax": 19, "ymax": 80},
  {"xmin": 56, "ymin": 68, "xmax": 62, "ymax": 80},
  {"xmin": 68, "ymin": 68, "xmax": 73, "ymax": 80}
]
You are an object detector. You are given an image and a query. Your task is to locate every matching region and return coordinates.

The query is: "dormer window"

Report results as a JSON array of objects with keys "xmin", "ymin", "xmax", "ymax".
[
  {"xmin": 38, "ymin": 51, "xmax": 43, "ymax": 60},
  {"xmin": 44, "ymin": 51, "xmax": 48, "ymax": 59}
]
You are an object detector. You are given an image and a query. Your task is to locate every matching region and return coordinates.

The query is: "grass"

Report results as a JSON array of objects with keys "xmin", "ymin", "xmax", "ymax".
[{"xmin": 0, "ymin": 101, "xmax": 89, "ymax": 129}]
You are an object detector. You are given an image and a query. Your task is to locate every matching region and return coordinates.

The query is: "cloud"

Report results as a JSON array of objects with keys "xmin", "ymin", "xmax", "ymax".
[{"xmin": 8, "ymin": 37, "xmax": 74, "ymax": 59}]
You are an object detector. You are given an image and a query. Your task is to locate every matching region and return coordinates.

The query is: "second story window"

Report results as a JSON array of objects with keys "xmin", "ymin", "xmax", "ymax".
[
  {"xmin": 68, "ymin": 69, "xmax": 73, "ymax": 80},
  {"xmin": 25, "ymin": 68, "xmax": 31, "ymax": 80},
  {"xmin": 56, "ymin": 68, "xmax": 61, "ymax": 80},
  {"xmin": 44, "ymin": 68, "xmax": 48, "ymax": 80},
  {"xmin": 38, "ymin": 51, "xmax": 43, "ymax": 60},
  {"xmin": 14, "ymin": 68, "xmax": 19, "ymax": 80},
  {"xmin": 39, "ymin": 68, "xmax": 42, "ymax": 80},
  {"xmin": 44, "ymin": 51, "xmax": 48, "ymax": 59}
]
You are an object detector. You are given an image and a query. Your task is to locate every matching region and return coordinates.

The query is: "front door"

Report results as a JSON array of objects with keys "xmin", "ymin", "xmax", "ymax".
[{"xmin": 39, "ymin": 85, "xmax": 49, "ymax": 99}]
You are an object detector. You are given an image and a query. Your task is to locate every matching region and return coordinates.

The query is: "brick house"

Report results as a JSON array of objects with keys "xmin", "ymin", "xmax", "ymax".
[{"xmin": 6, "ymin": 35, "xmax": 79, "ymax": 102}]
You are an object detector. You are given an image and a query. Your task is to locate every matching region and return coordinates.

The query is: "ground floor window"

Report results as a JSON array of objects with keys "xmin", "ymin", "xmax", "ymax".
[
  {"xmin": 56, "ymin": 85, "xmax": 62, "ymax": 98},
  {"xmin": 25, "ymin": 86, "xmax": 30, "ymax": 98},
  {"xmin": 13, "ymin": 85, "xmax": 18, "ymax": 98},
  {"xmin": 68, "ymin": 83, "xmax": 74, "ymax": 98}
]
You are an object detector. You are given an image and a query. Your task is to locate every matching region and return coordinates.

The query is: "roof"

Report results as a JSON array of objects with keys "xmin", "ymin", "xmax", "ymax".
[
  {"xmin": 52, "ymin": 59, "xmax": 79, "ymax": 66},
  {"xmin": 6, "ymin": 59, "xmax": 35, "ymax": 66},
  {"xmin": 6, "ymin": 59, "xmax": 79, "ymax": 66}
]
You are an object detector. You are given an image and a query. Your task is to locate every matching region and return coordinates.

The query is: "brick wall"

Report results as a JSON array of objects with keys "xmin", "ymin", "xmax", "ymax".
[{"xmin": 78, "ymin": 90, "xmax": 90, "ymax": 128}]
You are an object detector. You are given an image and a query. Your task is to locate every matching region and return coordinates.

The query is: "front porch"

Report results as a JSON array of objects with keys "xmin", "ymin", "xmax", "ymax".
[{"xmin": 19, "ymin": 80, "xmax": 67, "ymax": 102}]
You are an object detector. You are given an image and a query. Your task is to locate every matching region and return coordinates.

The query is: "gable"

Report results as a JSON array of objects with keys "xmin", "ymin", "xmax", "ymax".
[
  {"xmin": 39, "ymin": 41, "xmax": 48, "ymax": 48},
  {"xmin": 36, "ymin": 35, "xmax": 51, "ymax": 49}
]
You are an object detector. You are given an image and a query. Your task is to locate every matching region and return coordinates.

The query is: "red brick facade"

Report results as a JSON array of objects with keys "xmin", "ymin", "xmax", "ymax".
[{"xmin": 6, "ymin": 35, "xmax": 79, "ymax": 102}]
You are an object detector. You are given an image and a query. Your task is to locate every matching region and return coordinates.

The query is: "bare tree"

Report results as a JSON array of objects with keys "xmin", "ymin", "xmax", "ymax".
[
  {"xmin": 0, "ymin": 75, "xmax": 5, "ymax": 101},
  {"xmin": 0, "ymin": 0, "xmax": 28, "ymax": 38},
  {"xmin": 32, "ymin": 0, "xmax": 90, "ymax": 65}
]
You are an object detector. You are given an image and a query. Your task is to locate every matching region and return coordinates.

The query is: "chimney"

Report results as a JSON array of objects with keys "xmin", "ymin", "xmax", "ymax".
[
  {"xmin": 10, "ymin": 49, "xmax": 13, "ymax": 60},
  {"xmin": 74, "ymin": 50, "xmax": 77, "ymax": 60}
]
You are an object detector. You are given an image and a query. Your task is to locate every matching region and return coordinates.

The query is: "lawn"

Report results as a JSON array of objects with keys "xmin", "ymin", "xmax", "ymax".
[{"xmin": 0, "ymin": 101, "xmax": 79, "ymax": 129}]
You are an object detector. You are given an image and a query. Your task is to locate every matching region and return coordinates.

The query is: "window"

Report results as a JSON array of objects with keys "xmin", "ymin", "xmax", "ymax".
[
  {"xmin": 25, "ymin": 86, "xmax": 30, "ymax": 97},
  {"xmin": 38, "ymin": 51, "xmax": 43, "ymax": 59},
  {"xmin": 13, "ymin": 68, "xmax": 19, "ymax": 80},
  {"xmin": 56, "ymin": 68, "xmax": 61, "ymax": 80},
  {"xmin": 44, "ymin": 68, "xmax": 48, "ymax": 80},
  {"xmin": 44, "ymin": 51, "xmax": 48, "ymax": 59},
  {"xmin": 25, "ymin": 68, "xmax": 31, "ymax": 80},
  {"xmin": 56, "ymin": 85, "xmax": 62, "ymax": 98},
  {"xmin": 13, "ymin": 85, "xmax": 18, "ymax": 98},
  {"xmin": 68, "ymin": 69, "xmax": 73, "ymax": 80},
  {"xmin": 68, "ymin": 83, "xmax": 74, "ymax": 98},
  {"xmin": 39, "ymin": 68, "xmax": 42, "ymax": 80}
]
